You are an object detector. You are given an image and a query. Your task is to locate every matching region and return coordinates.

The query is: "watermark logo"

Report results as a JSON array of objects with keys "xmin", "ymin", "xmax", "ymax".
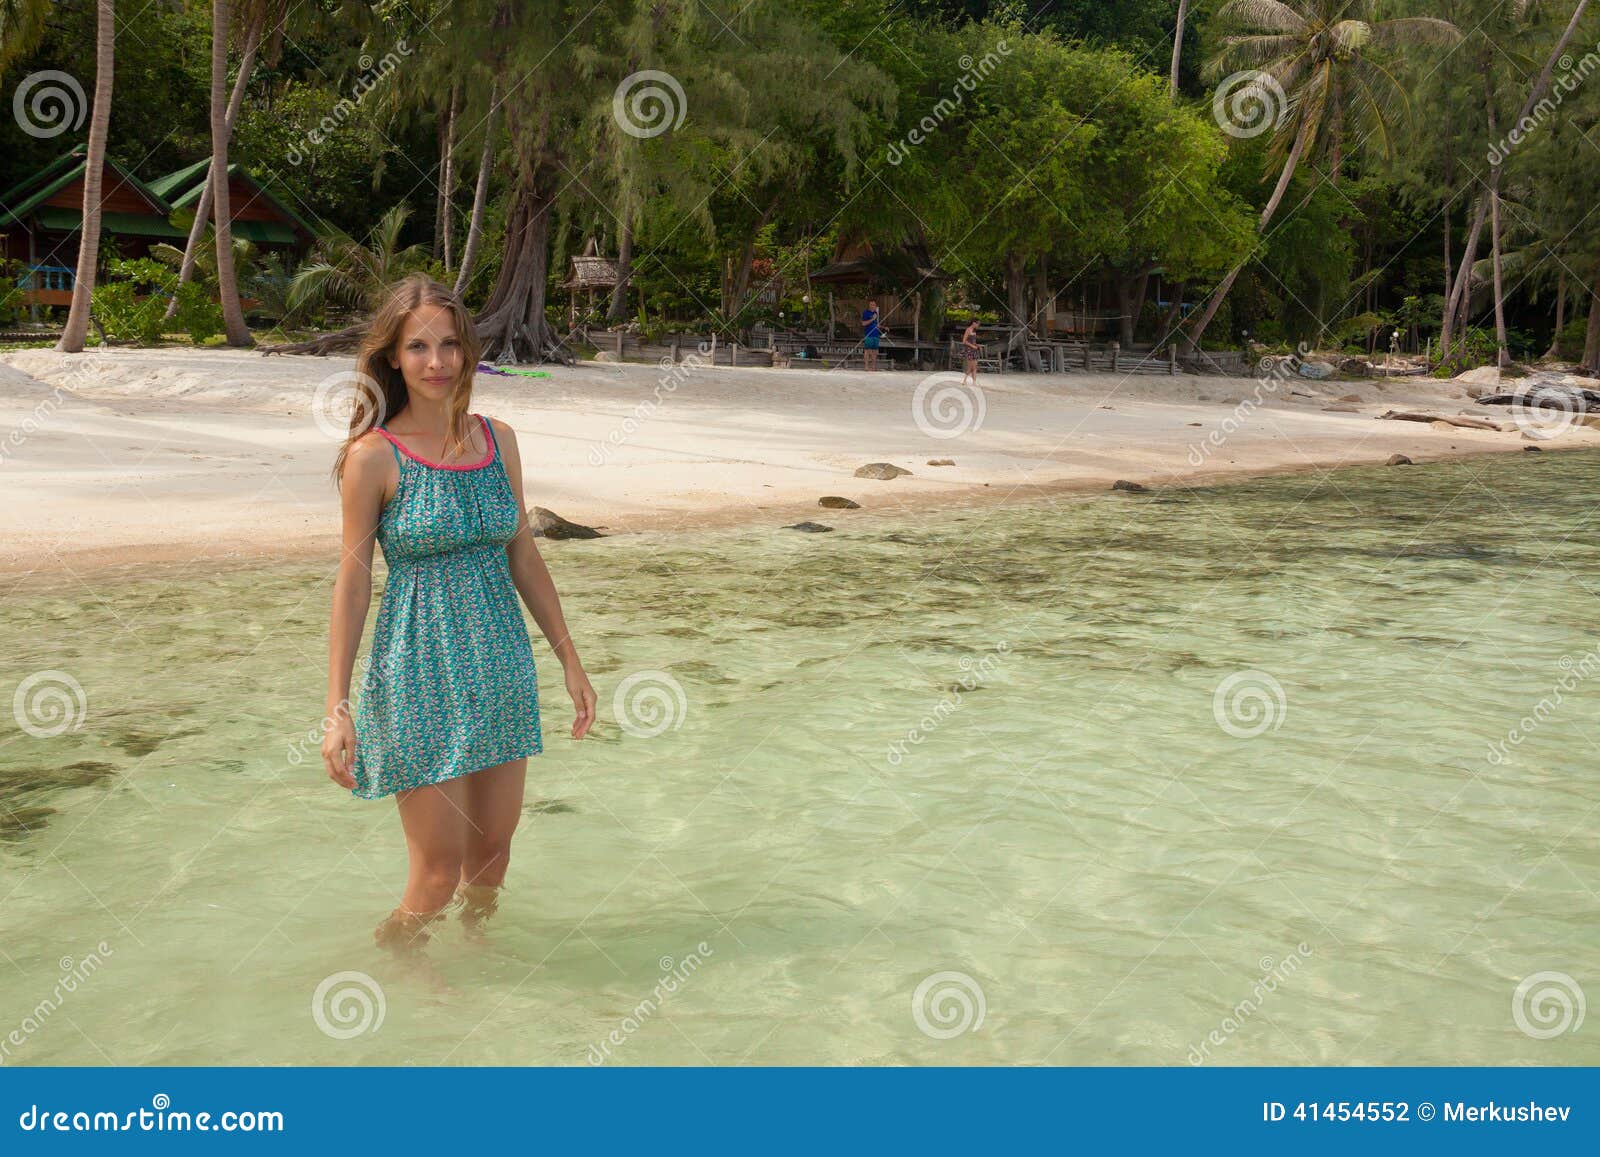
[
  {"xmin": 1212, "ymin": 70, "xmax": 1286, "ymax": 139},
  {"xmin": 311, "ymin": 970, "xmax": 386, "ymax": 1039},
  {"xmin": 287, "ymin": 41, "xmax": 412, "ymax": 165},
  {"xmin": 1486, "ymin": 648, "xmax": 1599, "ymax": 765},
  {"xmin": 13, "ymin": 71, "xmax": 87, "ymax": 138},
  {"xmin": 588, "ymin": 341, "xmax": 711, "ymax": 466},
  {"xmin": 1512, "ymin": 971, "xmax": 1585, "ymax": 1040},
  {"xmin": 613, "ymin": 70, "xmax": 687, "ymax": 139},
  {"xmin": 911, "ymin": 970, "xmax": 986, "ymax": 1039},
  {"xmin": 613, "ymin": 670, "xmax": 688, "ymax": 738},
  {"xmin": 886, "ymin": 642, "xmax": 1010, "ymax": 766},
  {"xmin": 912, "ymin": 372, "xmax": 986, "ymax": 439},
  {"xmin": 1505, "ymin": 381, "xmax": 1584, "ymax": 440},
  {"xmin": 886, "ymin": 41, "xmax": 1011, "ymax": 164},
  {"xmin": 13, "ymin": 670, "xmax": 88, "ymax": 738},
  {"xmin": 587, "ymin": 942, "xmax": 714, "ymax": 1063},
  {"xmin": 1187, "ymin": 342, "xmax": 1310, "ymax": 467},
  {"xmin": 1487, "ymin": 41, "xmax": 1600, "ymax": 164},
  {"xmin": 1212, "ymin": 669, "xmax": 1287, "ymax": 738},
  {"xmin": 1188, "ymin": 943, "xmax": 1313, "ymax": 1064},
  {"xmin": 311, "ymin": 369, "xmax": 388, "ymax": 441}
]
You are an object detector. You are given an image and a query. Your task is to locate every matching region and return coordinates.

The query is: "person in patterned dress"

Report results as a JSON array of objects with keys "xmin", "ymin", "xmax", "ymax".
[{"xmin": 323, "ymin": 275, "xmax": 597, "ymax": 953}]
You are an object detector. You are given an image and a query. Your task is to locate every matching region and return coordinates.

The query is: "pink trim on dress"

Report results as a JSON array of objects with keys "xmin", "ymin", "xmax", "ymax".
[{"xmin": 376, "ymin": 413, "xmax": 495, "ymax": 471}]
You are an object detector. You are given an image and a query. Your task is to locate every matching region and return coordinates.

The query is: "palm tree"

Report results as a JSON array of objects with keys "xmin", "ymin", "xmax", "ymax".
[
  {"xmin": 209, "ymin": 0, "xmax": 253, "ymax": 346},
  {"xmin": 1182, "ymin": 0, "xmax": 1460, "ymax": 352},
  {"xmin": 56, "ymin": 0, "xmax": 113, "ymax": 354},
  {"xmin": 165, "ymin": 0, "xmax": 289, "ymax": 322},
  {"xmin": 0, "ymin": 0, "xmax": 51, "ymax": 77},
  {"xmin": 454, "ymin": 78, "xmax": 499, "ymax": 299},
  {"xmin": 287, "ymin": 203, "xmax": 431, "ymax": 314},
  {"xmin": 1171, "ymin": 0, "xmax": 1190, "ymax": 96}
]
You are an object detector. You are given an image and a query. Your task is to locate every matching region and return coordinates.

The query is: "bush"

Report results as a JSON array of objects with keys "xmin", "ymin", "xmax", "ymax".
[{"xmin": 91, "ymin": 256, "xmax": 224, "ymax": 345}]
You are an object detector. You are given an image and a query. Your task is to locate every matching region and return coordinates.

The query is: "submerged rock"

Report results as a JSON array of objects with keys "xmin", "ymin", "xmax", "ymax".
[
  {"xmin": 1386, "ymin": 454, "xmax": 1413, "ymax": 465},
  {"xmin": 1111, "ymin": 479, "xmax": 1149, "ymax": 493},
  {"xmin": 819, "ymin": 496, "xmax": 860, "ymax": 509},
  {"xmin": 784, "ymin": 521, "xmax": 834, "ymax": 532}
]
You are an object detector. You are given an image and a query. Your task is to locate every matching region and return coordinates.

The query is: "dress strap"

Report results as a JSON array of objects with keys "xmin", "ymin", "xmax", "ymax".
[{"xmin": 478, "ymin": 413, "xmax": 498, "ymax": 457}]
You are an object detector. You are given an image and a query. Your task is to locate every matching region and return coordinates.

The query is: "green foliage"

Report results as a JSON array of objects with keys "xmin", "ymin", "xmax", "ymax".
[
  {"xmin": 1555, "ymin": 317, "xmax": 1588, "ymax": 362},
  {"xmin": 90, "ymin": 257, "xmax": 222, "ymax": 345}
]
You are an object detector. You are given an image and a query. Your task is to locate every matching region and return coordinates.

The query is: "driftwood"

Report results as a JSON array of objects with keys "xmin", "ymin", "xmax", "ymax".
[
  {"xmin": 1475, "ymin": 386, "xmax": 1600, "ymax": 410},
  {"xmin": 1378, "ymin": 409, "xmax": 1503, "ymax": 431},
  {"xmin": 260, "ymin": 323, "xmax": 368, "ymax": 356}
]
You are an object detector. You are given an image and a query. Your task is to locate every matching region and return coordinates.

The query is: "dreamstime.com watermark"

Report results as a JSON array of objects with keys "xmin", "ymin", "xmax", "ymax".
[
  {"xmin": 912, "ymin": 372, "xmax": 986, "ymax": 438},
  {"xmin": 311, "ymin": 971, "xmax": 386, "ymax": 1040},
  {"xmin": 1187, "ymin": 343, "xmax": 1311, "ymax": 467},
  {"xmin": 886, "ymin": 641, "xmax": 1010, "ymax": 766},
  {"xmin": 1, "ymin": 942, "xmax": 114, "ymax": 1065},
  {"xmin": 612, "ymin": 670, "xmax": 689, "ymax": 739},
  {"xmin": 613, "ymin": 70, "xmax": 687, "ymax": 139},
  {"xmin": 12, "ymin": 70, "xmax": 86, "ymax": 138},
  {"xmin": 911, "ymin": 970, "xmax": 986, "ymax": 1039},
  {"xmin": 287, "ymin": 647, "xmax": 404, "ymax": 767},
  {"xmin": 1211, "ymin": 668, "xmax": 1287, "ymax": 738},
  {"xmin": 16, "ymin": 1094, "xmax": 283, "ymax": 1132},
  {"xmin": 1488, "ymin": 40, "xmax": 1600, "ymax": 165},
  {"xmin": 1512, "ymin": 971, "xmax": 1585, "ymax": 1040},
  {"xmin": 1213, "ymin": 70, "xmax": 1287, "ymax": 139},
  {"xmin": 588, "ymin": 342, "xmax": 711, "ymax": 465},
  {"xmin": 886, "ymin": 41, "xmax": 1012, "ymax": 164},
  {"xmin": 1187, "ymin": 942, "xmax": 1313, "ymax": 1064},
  {"xmin": 287, "ymin": 41, "xmax": 412, "ymax": 165},
  {"xmin": 1485, "ymin": 648, "xmax": 1599, "ymax": 765},
  {"xmin": 12, "ymin": 669, "xmax": 88, "ymax": 739},
  {"xmin": 0, "ymin": 386, "xmax": 68, "ymax": 467},
  {"xmin": 587, "ymin": 943, "xmax": 713, "ymax": 1063}
]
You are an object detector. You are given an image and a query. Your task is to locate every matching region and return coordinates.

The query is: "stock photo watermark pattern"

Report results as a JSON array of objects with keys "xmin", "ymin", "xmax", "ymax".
[{"xmin": 11, "ymin": 70, "xmax": 86, "ymax": 138}]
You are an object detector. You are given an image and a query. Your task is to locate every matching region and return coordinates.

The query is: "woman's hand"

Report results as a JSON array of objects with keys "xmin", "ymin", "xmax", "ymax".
[
  {"xmin": 322, "ymin": 711, "xmax": 358, "ymax": 789},
  {"xmin": 565, "ymin": 665, "xmax": 597, "ymax": 738}
]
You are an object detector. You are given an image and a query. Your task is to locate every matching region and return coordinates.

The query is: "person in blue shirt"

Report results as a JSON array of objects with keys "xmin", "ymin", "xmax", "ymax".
[{"xmin": 861, "ymin": 299, "xmax": 881, "ymax": 371}]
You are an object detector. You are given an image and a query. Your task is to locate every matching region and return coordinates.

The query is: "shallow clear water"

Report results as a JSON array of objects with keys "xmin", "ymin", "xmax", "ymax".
[{"xmin": 3, "ymin": 451, "xmax": 1598, "ymax": 1066}]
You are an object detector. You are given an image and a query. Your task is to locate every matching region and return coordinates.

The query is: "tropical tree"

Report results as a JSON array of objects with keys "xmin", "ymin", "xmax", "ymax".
[
  {"xmin": 1182, "ymin": 0, "xmax": 1460, "ymax": 351},
  {"xmin": 208, "ymin": 0, "xmax": 253, "ymax": 346},
  {"xmin": 56, "ymin": 0, "xmax": 112, "ymax": 354},
  {"xmin": 0, "ymin": 0, "xmax": 50, "ymax": 77},
  {"xmin": 283, "ymin": 203, "xmax": 430, "ymax": 326}
]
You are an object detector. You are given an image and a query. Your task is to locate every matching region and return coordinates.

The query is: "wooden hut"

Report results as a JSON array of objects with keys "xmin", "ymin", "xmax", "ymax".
[
  {"xmin": 0, "ymin": 146, "xmax": 313, "ymax": 314},
  {"xmin": 807, "ymin": 239, "xmax": 949, "ymax": 345},
  {"xmin": 561, "ymin": 237, "xmax": 620, "ymax": 328}
]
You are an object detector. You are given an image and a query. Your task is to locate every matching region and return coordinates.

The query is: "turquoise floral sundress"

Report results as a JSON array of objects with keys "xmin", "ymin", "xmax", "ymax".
[{"xmin": 350, "ymin": 412, "xmax": 543, "ymax": 799}]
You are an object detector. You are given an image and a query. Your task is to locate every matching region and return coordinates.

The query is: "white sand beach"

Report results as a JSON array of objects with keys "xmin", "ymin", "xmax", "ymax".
[{"xmin": 0, "ymin": 346, "xmax": 1589, "ymax": 574}]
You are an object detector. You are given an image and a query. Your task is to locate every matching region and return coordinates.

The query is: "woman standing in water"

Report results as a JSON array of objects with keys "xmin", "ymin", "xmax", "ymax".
[{"xmin": 321, "ymin": 274, "xmax": 596, "ymax": 953}]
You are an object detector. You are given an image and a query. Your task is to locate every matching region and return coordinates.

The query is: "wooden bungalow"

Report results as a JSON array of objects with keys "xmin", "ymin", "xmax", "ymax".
[
  {"xmin": 807, "ymin": 239, "xmax": 950, "ymax": 345},
  {"xmin": 145, "ymin": 158, "xmax": 317, "ymax": 250},
  {"xmin": 0, "ymin": 146, "xmax": 314, "ymax": 313},
  {"xmin": 561, "ymin": 237, "xmax": 620, "ymax": 328}
]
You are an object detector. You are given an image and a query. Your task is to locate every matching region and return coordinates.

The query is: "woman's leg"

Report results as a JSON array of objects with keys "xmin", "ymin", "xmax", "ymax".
[
  {"xmin": 455, "ymin": 758, "xmax": 528, "ymax": 934},
  {"xmin": 374, "ymin": 778, "xmax": 469, "ymax": 951}
]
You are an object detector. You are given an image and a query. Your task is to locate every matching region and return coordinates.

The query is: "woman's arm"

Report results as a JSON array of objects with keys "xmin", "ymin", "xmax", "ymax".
[
  {"xmin": 492, "ymin": 418, "xmax": 597, "ymax": 739},
  {"xmin": 322, "ymin": 433, "xmax": 389, "ymax": 787}
]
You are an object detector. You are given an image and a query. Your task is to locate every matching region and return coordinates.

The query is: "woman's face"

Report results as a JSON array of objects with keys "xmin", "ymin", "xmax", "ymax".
[{"xmin": 388, "ymin": 303, "xmax": 464, "ymax": 403}]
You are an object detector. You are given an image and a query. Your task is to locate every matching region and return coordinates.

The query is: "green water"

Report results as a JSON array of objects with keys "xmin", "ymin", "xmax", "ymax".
[{"xmin": 3, "ymin": 451, "xmax": 1598, "ymax": 1066}]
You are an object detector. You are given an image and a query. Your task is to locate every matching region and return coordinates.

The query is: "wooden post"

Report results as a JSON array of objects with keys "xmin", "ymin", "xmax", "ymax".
[
  {"xmin": 828, "ymin": 290, "xmax": 835, "ymax": 341},
  {"xmin": 671, "ymin": 336, "xmax": 681, "ymax": 364},
  {"xmin": 731, "ymin": 341, "xmax": 739, "ymax": 367},
  {"xmin": 1110, "ymin": 340, "xmax": 1120, "ymax": 373},
  {"xmin": 1168, "ymin": 343, "xmax": 1178, "ymax": 375},
  {"xmin": 1082, "ymin": 343, "xmax": 1091, "ymax": 370},
  {"xmin": 710, "ymin": 331, "xmax": 718, "ymax": 363},
  {"xmin": 615, "ymin": 330, "xmax": 624, "ymax": 360}
]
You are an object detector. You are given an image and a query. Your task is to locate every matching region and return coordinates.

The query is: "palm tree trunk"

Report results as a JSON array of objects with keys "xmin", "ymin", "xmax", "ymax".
[
  {"xmin": 57, "ymin": 0, "xmax": 114, "ymax": 354},
  {"xmin": 440, "ymin": 82, "xmax": 459, "ymax": 273},
  {"xmin": 1583, "ymin": 255, "xmax": 1600, "ymax": 373},
  {"xmin": 606, "ymin": 212, "xmax": 633, "ymax": 324},
  {"xmin": 1445, "ymin": 2, "xmax": 1589, "ymax": 349},
  {"xmin": 1490, "ymin": 189, "xmax": 1509, "ymax": 366},
  {"xmin": 209, "ymin": 0, "xmax": 252, "ymax": 346},
  {"xmin": 453, "ymin": 80, "xmax": 498, "ymax": 299},
  {"xmin": 1170, "ymin": 0, "xmax": 1189, "ymax": 96},
  {"xmin": 165, "ymin": 15, "xmax": 263, "ymax": 321},
  {"xmin": 1184, "ymin": 110, "xmax": 1315, "ymax": 353},
  {"xmin": 1544, "ymin": 270, "xmax": 1566, "ymax": 359},
  {"xmin": 1440, "ymin": 183, "xmax": 1454, "ymax": 359}
]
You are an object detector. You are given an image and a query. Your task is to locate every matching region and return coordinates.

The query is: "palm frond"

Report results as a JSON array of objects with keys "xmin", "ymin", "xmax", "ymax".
[{"xmin": 1216, "ymin": 0, "xmax": 1309, "ymax": 34}]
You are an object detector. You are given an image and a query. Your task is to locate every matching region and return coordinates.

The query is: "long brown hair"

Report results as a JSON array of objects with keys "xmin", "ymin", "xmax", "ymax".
[{"xmin": 330, "ymin": 273, "xmax": 483, "ymax": 487}]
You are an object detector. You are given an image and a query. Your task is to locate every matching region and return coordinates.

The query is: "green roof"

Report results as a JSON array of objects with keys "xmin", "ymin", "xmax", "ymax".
[{"xmin": 1, "ymin": 147, "xmax": 317, "ymax": 245}]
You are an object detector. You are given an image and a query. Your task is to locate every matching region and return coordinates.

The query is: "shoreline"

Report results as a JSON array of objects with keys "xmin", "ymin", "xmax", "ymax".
[{"xmin": 2, "ymin": 347, "xmax": 1593, "ymax": 580}]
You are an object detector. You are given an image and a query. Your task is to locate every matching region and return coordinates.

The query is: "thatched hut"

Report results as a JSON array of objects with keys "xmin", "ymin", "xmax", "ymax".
[{"xmin": 561, "ymin": 237, "xmax": 619, "ymax": 328}]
